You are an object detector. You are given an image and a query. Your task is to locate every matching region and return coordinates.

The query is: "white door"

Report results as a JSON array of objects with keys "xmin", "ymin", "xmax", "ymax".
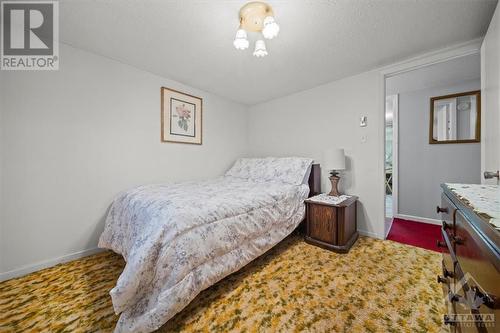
[
  {"xmin": 434, "ymin": 99, "xmax": 457, "ymax": 141},
  {"xmin": 481, "ymin": 7, "xmax": 500, "ymax": 185}
]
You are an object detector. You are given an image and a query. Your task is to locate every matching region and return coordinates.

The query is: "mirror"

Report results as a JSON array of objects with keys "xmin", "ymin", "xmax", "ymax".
[{"xmin": 429, "ymin": 90, "xmax": 481, "ymax": 144}]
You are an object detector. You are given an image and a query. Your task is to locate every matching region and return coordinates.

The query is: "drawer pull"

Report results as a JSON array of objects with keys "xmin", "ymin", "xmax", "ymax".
[
  {"xmin": 443, "ymin": 314, "xmax": 456, "ymax": 326},
  {"xmin": 472, "ymin": 286, "xmax": 500, "ymax": 310},
  {"xmin": 437, "ymin": 206, "xmax": 449, "ymax": 214},
  {"xmin": 437, "ymin": 275, "xmax": 448, "ymax": 284},
  {"xmin": 443, "ymin": 268, "xmax": 454, "ymax": 278},
  {"xmin": 450, "ymin": 294, "xmax": 460, "ymax": 303},
  {"xmin": 452, "ymin": 236, "xmax": 464, "ymax": 245},
  {"xmin": 436, "ymin": 240, "xmax": 446, "ymax": 248}
]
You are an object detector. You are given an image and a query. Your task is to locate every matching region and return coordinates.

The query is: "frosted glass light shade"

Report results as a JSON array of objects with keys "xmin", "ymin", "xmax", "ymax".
[
  {"xmin": 323, "ymin": 148, "xmax": 346, "ymax": 170},
  {"xmin": 233, "ymin": 29, "xmax": 249, "ymax": 50},
  {"xmin": 253, "ymin": 39, "xmax": 268, "ymax": 57},
  {"xmin": 262, "ymin": 16, "xmax": 279, "ymax": 39}
]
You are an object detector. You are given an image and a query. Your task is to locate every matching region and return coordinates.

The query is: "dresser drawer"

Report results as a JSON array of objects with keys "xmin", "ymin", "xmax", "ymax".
[
  {"xmin": 453, "ymin": 281, "xmax": 482, "ymax": 333},
  {"xmin": 455, "ymin": 210, "xmax": 500, "ymax": 331},
  {"xmin": 464, "ymin": 280, "xmax": 499, "ymax": 333},
  {"xmin": 455, "ymin": 211, "xmax": 500, "ymax": 295},
  {"xmin": 440, "ymin": 228, "xmax": 456, "ymax": 289},
  {"xmin": 440, "ymin": 193, "xmax": 458, "ymax": 237}
]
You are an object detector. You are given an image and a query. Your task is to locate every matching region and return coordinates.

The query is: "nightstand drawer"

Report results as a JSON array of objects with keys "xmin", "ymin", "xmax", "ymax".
[{"xmin": 308, "ymin": 204, "xmax": 337, "ymax": 244}]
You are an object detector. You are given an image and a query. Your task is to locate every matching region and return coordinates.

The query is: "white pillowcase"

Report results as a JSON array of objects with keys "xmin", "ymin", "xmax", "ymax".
[{"xmin": 225, "ymin": 157, "xmax": 313, "ymax": 185}]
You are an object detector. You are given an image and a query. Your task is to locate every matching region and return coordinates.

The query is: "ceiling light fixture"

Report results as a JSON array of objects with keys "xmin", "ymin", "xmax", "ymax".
[
  {"xmin": 234, "ymin": 1, "xmax": 279, "ymax": 57},
  {"xmin": 262, "ymin": 16, "xmax": 279, "ymax": 39},
  {"xmin": 253, "ymin": 39, "xmax": 268, "ymax": 57},
  {"xmin": 233, "ymin": 29, "xmax": 249, "ymax": 50}
]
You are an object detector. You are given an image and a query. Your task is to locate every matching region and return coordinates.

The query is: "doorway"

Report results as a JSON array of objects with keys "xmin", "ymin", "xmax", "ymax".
[
  {"xmin": 385, "ymin": 94, "xmax": 398, "ymax": 232},
  {"xmin": 382, "ymin": 51, "xmax": 481, "ymax": 245}
]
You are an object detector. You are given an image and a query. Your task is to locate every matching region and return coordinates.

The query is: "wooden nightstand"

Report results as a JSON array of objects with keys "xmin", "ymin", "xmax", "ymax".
[{"xmin": 304, "ymin": 195, "xmax": 358, "ymax": 253}]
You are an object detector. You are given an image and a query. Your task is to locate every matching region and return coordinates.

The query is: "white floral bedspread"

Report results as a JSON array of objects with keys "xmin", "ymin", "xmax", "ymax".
[{"xmin": 98, "ymin": 176, "xmax": 310, "ymax": 333}]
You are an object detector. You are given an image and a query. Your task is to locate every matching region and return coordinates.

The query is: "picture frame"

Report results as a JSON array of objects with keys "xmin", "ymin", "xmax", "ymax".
[
  {"xmin": 161, "ymin": 87, "xmax": 203, "ymax": 144},
  {"xmin": 429, "ymin": 90, "xmax": 481, "ymax": 144}
]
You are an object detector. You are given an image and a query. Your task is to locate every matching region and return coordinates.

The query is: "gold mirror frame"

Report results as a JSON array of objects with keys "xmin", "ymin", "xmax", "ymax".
[{"xmin": 429, "ymin": 90, "xmax": 481, "ymax": 144}]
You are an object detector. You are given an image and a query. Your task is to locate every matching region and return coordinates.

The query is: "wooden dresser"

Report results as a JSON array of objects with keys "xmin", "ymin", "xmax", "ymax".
[{"xmin": 437, "ymin": 184, "xmax": 500, "ymax": 332}]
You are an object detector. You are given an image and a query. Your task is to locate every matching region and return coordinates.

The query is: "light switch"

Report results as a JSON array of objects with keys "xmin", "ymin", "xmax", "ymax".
[{"xmin": 360, "ymin": 116, "xmax": 367, "ymax": 127}]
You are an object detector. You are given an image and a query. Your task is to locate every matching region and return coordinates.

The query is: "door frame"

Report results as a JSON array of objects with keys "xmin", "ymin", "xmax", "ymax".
[
  {"xmin": 384, "ymin": 94, "xmax": 398, "ymax": 237},
  {"xmin": 385, "ymin": 94, "xmax": 399, "ymax": 216},
  {"xmin": 378, "ymin": 38, "xmax": 482, "ymax": 239}
]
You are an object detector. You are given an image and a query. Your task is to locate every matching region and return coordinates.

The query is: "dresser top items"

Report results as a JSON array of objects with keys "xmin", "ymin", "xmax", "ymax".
[{"xmin": 444, "ymin": 183, "xmax": 500, "ymax": 232}]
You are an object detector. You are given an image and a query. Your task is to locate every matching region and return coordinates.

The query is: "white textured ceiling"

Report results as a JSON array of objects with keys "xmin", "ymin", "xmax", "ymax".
[{"xmin": 60, "ymin": 0, "xmax": 498, "ymax": 105}]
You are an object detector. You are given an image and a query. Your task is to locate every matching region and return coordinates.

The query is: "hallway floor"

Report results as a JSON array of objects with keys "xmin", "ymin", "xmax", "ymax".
[{"xmin": 386, "ymin": 218, "xmax": 441, "ymax": 252}]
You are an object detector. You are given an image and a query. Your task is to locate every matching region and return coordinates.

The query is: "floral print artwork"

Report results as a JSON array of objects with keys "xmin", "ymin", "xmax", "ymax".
[
  {"xmin": 161, "ymin": 87, "xmax": 202, "ymax": 144},
  {"xmin": 170, "ymin": 98, "xmax": 195, "ymax": 137},
  {"xmin": 175, "ymin": 103, "xmax": 191, "ymax": 132}
]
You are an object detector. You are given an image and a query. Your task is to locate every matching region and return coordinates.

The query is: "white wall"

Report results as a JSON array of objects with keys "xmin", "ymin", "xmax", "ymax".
[
  {"xmin": 0, "ymin": 43, "xmax": 248, "ymax": 276},
  {"xmin": 396, "ymin": 80, "xmax": 481, "ymax": 220},
  {"xmin": 247, "ymin": 71, "xmax": 384, "ymax": 239},
  {"xmin": 481, "ymin": 4, "xmax": 500, "ymax": 185}
]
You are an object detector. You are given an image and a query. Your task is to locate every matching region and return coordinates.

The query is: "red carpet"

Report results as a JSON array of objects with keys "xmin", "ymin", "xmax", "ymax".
[{"xmin": 386, "ymin": 218, "xmax": 441, "ymax": 252}]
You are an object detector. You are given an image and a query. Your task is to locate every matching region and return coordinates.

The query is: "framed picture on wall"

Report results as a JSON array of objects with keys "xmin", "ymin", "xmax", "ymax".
[{"xmin": 161, "ymin": 87, "xmax": 203, "ymax": 144}]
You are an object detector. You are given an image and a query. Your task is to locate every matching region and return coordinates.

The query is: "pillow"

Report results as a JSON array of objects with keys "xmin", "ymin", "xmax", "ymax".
[
  {"xmin": 226, "ymin": 157, "xmax": 313, "ymax": 185},
  {"xmin": 301, "ymin": 164, "xmax": 312, "ymax": 185}
]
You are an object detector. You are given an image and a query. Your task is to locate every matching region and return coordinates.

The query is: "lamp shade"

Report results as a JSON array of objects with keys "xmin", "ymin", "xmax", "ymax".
[
  {"xmin": 262, "ymin": 16, "xmax": 279, "ymax": 39},
  {"xmin": 253, "ymin": 39, "xmax": 268, "ymax": 57},
  {"xmin": 233, "ymin": 29, "xmax": 249, "ymax": 50},
  {"xmin": 323, "ymin": 148, "xmax": 345, "ymax": 170}
]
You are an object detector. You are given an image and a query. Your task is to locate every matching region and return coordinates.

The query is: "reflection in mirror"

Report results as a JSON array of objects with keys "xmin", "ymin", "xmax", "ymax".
[{"xmin": 430, "ymin": 91, "xmax": 480, "ymax": 144}]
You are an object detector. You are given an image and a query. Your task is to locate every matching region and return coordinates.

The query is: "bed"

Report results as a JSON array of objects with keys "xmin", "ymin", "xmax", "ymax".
[{"xmin": 98, "ymin": 157, "xmax": 320, "ymax": 333}]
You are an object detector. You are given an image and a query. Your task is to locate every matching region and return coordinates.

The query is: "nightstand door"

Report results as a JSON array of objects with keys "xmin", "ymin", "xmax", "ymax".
[{"xmin": 308, "ymin": 204, "xmax": 337, "ymax": 244}]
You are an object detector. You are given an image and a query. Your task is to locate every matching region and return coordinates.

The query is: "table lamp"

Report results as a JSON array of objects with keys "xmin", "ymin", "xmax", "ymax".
[{"xmin": 323, "ymin": 148, "xmax": 346, "ymax": 197}]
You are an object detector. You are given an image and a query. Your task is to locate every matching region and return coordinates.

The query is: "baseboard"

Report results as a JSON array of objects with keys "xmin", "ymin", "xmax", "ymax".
[
  {"xmin": 394, "ymin": 214, "xmax": 442, "ymax": 226},
  {"xmin": 0, "ymin": 247, "xmax": 105, "ymax": 282},
  {"xmin": 358, "ymin": 229, "xmax": 384, "ymax": 240}
]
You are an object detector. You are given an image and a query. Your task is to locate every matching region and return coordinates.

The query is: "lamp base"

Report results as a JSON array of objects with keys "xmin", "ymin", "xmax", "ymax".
[{"xmin": 328, "ymin": 175, "xmax": 341, "ymax": 197}]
